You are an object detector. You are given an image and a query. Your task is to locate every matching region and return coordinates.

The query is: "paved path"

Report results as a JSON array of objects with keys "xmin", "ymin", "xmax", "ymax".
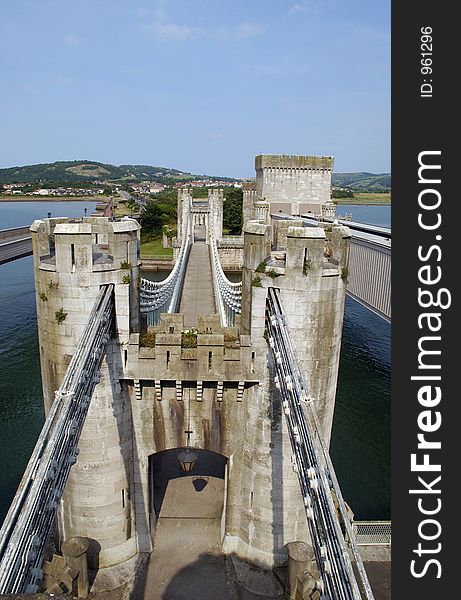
[
  {"xmin": 136, "ymin": 477, "xmax": 283, "ymax": 600},
  {"xmin": 140, "ymin": 477, "xmax": 235, "ymax": 600},
  {"xmin": 179, "ymin": 242, "xmax": 216, "ymax": 327}
]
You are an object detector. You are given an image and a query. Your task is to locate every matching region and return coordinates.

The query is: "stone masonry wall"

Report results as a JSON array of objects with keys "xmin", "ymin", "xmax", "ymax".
[{"xmin": 255, "ymin": 154, "xmax": 333, "ymax": 216}]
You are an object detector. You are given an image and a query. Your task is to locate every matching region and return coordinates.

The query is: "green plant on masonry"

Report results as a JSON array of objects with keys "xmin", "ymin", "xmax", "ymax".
[
  {"xmin": 140, "ymin": 331, "xmax": 156, "ymax": 348},
  {"xmin": 224, "ymin": 333, "xmax": 239, "ymax": 349},
  {"xmin": 48, "ymin": 280, "xmax": 59, "ymax": 290},
  {"xmin": 120, "ymin": 261, "xmax": 131, "ymax": 270},
  {"xmin": 39, "ymin": 292, "xmax": 48, "ymax": 302},
  {"xmin": 181, "ymin": 329, "xmax": 198, "ymax": 348},
  {"xmin": 122, "ymin": 274, "xmax": 131, "ymax": 284},
  {"xmin": 266, "ymin": 269, "xmax": 281, "ymax": 279},
  {"xmin": 252, "ymin": 276, "xmax": 262, "ymax": 287},
  {"xmin": 255, "ymin": 260, "xmax": 267, "ymax": 273},
  {"xmin": 55, "ymin": 307, "xmax": 67, "ymax": 324},
  {"xmin": 341, "ymin": 266, "xmax": 349, "ymax": 283},
  {"xmin": 303, "ymin": 259, "xmax": 312, "ymax": 275}
]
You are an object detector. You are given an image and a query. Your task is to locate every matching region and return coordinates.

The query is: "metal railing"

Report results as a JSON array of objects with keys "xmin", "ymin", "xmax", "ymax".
[
  {"xmin": 353, "ymin": 522, "xmax": 391, "ymax": 546},
  {"xmin": 0, "ymin": 285, "xmax": 115, "ymax": 594},
  {"xmin": 266, "ymin": 288, "xmax": 374, "ymax": 600},
  {"xmin": 209, "ymin": 236, "xmax": 242, "ymax": 326},
  {"xmin": 139, "ymin": 213, "xmax": 191, "ymax": 325}
]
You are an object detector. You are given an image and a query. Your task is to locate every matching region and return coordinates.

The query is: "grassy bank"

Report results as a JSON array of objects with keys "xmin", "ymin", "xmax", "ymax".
[
  {"xmin": 140, "ymin": 237, "xmax": 173, "ymax": 258},
  {"xmin": 334, "ymin": 193, "xmax": 391, "ymax": 205}
]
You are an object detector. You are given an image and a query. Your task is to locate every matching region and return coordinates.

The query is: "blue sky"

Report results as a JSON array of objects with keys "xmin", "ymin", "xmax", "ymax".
[{"xmin": 1, "ymin": 0, "xmax": 390, "ymax": 177}]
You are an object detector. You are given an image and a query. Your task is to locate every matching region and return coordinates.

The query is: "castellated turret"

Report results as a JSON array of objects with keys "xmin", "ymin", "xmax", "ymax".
[
  {"xmin": 30, "ymin": 217, "xmax": 140, "ymax": 569},
  {"xmin": 254, "ymin": 154, "xmax": 335, "ymax": 219}
]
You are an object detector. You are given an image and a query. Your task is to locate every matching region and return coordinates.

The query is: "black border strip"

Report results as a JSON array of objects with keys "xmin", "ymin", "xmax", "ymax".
[{"xmin": 392, "ymin": 2, "xmax": 457, "ymax": 598}]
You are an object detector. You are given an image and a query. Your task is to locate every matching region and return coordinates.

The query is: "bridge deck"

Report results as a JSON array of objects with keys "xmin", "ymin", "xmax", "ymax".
[{"xmin": 179, "ymin": 242, "xmax": 216, "ymax": 327}]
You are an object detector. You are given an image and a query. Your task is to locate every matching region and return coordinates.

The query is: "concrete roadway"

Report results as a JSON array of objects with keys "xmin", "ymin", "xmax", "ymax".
[{"xmin": 179, "ymin": 241, "xmax": 216, "ymax": 327}]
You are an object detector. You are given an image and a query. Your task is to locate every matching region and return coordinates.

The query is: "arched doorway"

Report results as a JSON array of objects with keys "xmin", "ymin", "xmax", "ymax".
[
  {"xmin": 193, "ymin": 223, "xmax": 207, "ymax": 242},
  {"xmin": 149, "ymin": 448, "xmax": 227, "ymax": 518}
]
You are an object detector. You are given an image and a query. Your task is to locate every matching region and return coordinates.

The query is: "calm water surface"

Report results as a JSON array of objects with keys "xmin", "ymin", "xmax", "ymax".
[
  {"xmin": 0, "ymin": 203, "xmax": 390, "ymax": 522},
  {"xmin": 0, "ymin": 202, "xmax": 97, "ymax": 520}
]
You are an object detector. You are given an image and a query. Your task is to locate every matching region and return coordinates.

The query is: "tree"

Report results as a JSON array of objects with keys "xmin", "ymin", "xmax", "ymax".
[
  {"xmin": 140, "ymin": 202, "xmax": 166, "ymax": 237},
  {"xmin": 223, "ymin": 188, "xmax": 243, "ymax": 234}
]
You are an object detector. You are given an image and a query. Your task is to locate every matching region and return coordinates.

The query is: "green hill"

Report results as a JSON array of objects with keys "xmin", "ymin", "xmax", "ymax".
[
  {"xmin": 0, "ymin": 160, "xmax": 391, "ymax": 191},
  {"xmin": 0, "ymin": 160, "xmax": 236, "ymax": 186},
  {"xmin": 332, "ymin": 172, "xmax": 391, "ymax": 192}
]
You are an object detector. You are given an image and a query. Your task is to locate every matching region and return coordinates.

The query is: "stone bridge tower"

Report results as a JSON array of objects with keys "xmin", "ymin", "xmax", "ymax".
[
  {"xmin": 31, "ymin": 217, "xmax": 141, "ymax": 569},
  {"xmin": 244, "ymin": 154, "xmax": 336, "ymax": 222}
]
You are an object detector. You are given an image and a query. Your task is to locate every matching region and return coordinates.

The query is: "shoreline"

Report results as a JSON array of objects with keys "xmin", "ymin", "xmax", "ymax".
[
  {"xmin": 335, "ymin": 202, "xmax": 391, "ymax": 206},
  {"xmin": 0, "ymin": 196, "xmax": 108, "ymax": 203}
]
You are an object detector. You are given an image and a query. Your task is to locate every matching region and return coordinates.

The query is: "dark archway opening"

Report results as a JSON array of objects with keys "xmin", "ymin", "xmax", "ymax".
[
  {"xmin": 193, "ymin": 224, "xmax": 206, "ymax": 242},
  {"xmin": 149, "ymin": 448, "xmax": 227, "ymax": 517}
]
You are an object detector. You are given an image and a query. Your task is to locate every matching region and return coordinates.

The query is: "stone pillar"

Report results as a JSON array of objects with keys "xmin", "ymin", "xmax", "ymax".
[
  {"xmin": 285, "ymin": 541, "xmax": 314, "ymax": 600},
  {"xmin": 242, "ymin": 181, "xmax": 257, "ymax": 226},
  {"xmin": 208, "ymin": 188, "xmax": 224, "ymax": 240},
  {"xmin": 240, "ymin": 221, "xmax": 271, "ymax": 336},
  {"xmin": 62, "ymin": 537, "xmax": 89, "ymax": 599},
  {"xmin": 177, "ymin": 188, "xmax": 192, "ymax": 241}
]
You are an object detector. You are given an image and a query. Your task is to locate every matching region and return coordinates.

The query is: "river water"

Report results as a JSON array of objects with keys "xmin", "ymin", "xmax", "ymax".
[{"xmin": 0, "ymin": 203, "xmax": 390, "ymax": 522}]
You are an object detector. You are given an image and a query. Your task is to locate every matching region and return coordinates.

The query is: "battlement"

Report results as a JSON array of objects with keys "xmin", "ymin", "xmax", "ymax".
[
  {"xmin": 30, "ymin": 217, "xmax": 140, "ymax": 273},
  {"xmin": 125, "ymin": 313, "xmax": 256, "ymax": 383},
  {"xmin": 255, "ymin": 154, "xmax": 334, "ymax": 171}
]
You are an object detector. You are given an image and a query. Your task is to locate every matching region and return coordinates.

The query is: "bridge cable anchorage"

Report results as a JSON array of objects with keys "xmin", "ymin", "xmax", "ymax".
[
  {"xmin": 266, "ymin": 288, "xmax": 375, "ymax": 600},
  {"xmin": 139, "ymin": 212, "xmax": 192, "ymax": 325},
  {"xmin": 0, "ymin": 285, "xmax": 115, "ymax": 595},
  {"xmin": 209, "ymin": 236, "xmax": 241, "ymax": 327}
]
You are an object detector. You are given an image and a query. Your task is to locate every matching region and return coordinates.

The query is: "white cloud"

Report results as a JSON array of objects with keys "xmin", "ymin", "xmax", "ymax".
[
  {"xmin": 63, "ymin": 33, "xmax": 83, "ymax": 47},
  {"xmin": 288, "ymin": 1, "xmax": 321, "ymax": 15},
  {"xmin": 209, "ymin": 133, "xmax": 224, "ymax": 140},
  {"xmin": 141, "ymin": 18, "xmax": 263, "ymax": 42},
  {"xmin": 214, "ymin": 22, "xmax": 264, "ymax": 41},
  {"xmin": 153, "ymin": 0, "xmax": 168, "ymax": 21},
  {"xmin": 289, "ymin": 3, "xmax": 307, "ymax": 14},
  {"xmin": 235, "ymin": 22, "xmax": 264, "ymax": 39},
  {"xmin": 141, "ymin": 21, "xmax": 202, "ymax": 40}
]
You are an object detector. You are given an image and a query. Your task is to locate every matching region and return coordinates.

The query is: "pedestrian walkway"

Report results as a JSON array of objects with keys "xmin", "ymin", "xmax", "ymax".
[{"xmin": 179, "ymin": 242, "xmax": 216, "ymax": 327}]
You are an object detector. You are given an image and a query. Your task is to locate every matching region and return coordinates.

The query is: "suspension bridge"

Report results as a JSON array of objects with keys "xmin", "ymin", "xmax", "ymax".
[
  {"xmin": 0, "ymin": 154, "xmax": 390, "ymax": 598},
  {"xmin": 0, "ymin": 205, "xmax": 379, "ymax": 599}
]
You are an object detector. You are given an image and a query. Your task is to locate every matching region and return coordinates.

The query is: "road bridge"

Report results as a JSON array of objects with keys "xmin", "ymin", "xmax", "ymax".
[
  {"xmin": 0, "ymin": 226, "xmax": 32, "ymax": 265},
  {"xmin": 273, "ymin": 214, "xmax": 391, "ymax": 322}
]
